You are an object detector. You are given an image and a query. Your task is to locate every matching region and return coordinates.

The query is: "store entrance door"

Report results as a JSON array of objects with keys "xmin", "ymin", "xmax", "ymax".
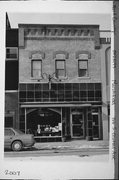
[
  {"xmin": 71, "ymin": 113, "xmax": 84, "ymax": 138},
  {"xmin": 92, "ymin": 113, "xmax": 100, "ymax": 139}
]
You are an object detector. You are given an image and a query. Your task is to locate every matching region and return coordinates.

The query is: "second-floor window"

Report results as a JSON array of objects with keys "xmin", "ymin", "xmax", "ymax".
[
  {"xmin": 78, "ymin": 60, "xmax": 88, "ymax": 77},
  {"xmin": 6, "ymin": 48, "xmax": 18, "ymax": 60},
  {"xmin": 31, "ymin": 60, "xmax": 42, "ymax": 78},
  {"xmin": 55, "ymin": 60, "xmax": 66, "ymax": 78}
]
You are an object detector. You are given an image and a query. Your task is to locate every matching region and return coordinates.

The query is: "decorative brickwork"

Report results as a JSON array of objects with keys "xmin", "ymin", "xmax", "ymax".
[
  {"xmin": 19, "ymin": 24, "xmax": 100, "ymax": 49},
  {"xmin": 29, "ymin": 51, "xmax": 45, "ymax": 59},
  {"xmin": 23, "ymin": 27, "xmax": 95, "ymax": 38},
  {"xmin": 53, "ymin": 51, "xmax": 69, "ymax": 59},
  {"xmin": 75, "ymin": 51, "xmax": 91, "ymax": 59}
]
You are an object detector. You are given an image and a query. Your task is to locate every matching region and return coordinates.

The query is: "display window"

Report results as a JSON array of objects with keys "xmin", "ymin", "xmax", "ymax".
[{"xmin": 26, "ymin": 108, "xmax": 62, "ymax": 137}]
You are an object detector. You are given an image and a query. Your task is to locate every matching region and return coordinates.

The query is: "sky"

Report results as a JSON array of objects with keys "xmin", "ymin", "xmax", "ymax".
[
  {"xmin": 7, "ymin": 1, "xmax": 112, "ymax": 30},
  {"xmin": 8, "ymin": 13, "xmax": 111, "ymax": 31}
]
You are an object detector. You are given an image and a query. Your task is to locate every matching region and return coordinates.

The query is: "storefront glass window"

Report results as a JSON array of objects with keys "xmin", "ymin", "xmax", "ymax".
[
  {"xmin": 19, "ymin": 83, "xmax": 102, "ymax": 103},
  {"xmin": 25, "ymin": 108, "xmax": 62, "ymax": 137}
]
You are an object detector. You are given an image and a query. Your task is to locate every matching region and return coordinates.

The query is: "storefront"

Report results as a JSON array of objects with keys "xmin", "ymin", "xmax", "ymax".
[
  {"xmin": 20, "ymin": 107, "xmax": 62, "ymax": 141},
  {"xmin": 19, "ymin": 82, "xmax": 102, "ymax": 141}
]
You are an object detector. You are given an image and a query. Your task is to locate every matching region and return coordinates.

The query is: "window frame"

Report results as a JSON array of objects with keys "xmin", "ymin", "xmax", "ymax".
[
  {"xmin": 55, "ymin": 59, "xmax": 66, "ymax": 78},
  {"xmin": 31, "ymin": 59, "xmax": 42, "ymax": 79},
  {"xmin": 78, "ymin": 59, "xmax": 88, "ymax": 77},
  {"xmin": 6, "ymin": 47, "xmax": 18, "ymax": 60}
]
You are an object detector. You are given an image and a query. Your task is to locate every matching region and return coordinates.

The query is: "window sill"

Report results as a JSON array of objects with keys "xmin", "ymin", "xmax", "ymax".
[
  {"xmin": 6, "ymin": 58, "xmax": 18, "ymax": 61},
  {"xmin": 78, "ymin": 76, "xmax": 91, "ymax": 79},
  {"xmin": 31, "ymin": 77, "xmax": 43, "ymax": 81},
  {"xmin": 55, "ymin": 76, "xmax": 68, "ymax": 81}
]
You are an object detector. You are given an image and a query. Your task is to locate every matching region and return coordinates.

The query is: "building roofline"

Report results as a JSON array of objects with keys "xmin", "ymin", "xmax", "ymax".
[
  {"xmin": 18, "ymin": 24, "xmax": 100, "ymax": 28},
  {"xmin": 6, "ymin": 13, "xmax": 11, "ymax": 30},
  {"xmin": 99, "ymin": 30, "xmax": 111, "ymax": 32}
]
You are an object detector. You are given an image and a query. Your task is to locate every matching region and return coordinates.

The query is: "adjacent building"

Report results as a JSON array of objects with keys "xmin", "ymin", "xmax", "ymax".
[
  {"xmin": 5, "ymin": 14, "xmax": 111, "ymax": 142},
  {"xmin": 5, "ymin": 14, "xmax": 19, "ymax": 130}
]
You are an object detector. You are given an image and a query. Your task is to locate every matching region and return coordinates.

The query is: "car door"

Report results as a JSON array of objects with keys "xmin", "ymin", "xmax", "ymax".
[{"xmin": 4, "ymin": 129, "xmax": 15, "ymax": 148}]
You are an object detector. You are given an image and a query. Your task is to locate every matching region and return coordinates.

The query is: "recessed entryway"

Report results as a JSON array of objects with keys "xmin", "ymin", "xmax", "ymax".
[{"xmin": 71, "ymin": 112, "xmax": 84, "ymax": 138}]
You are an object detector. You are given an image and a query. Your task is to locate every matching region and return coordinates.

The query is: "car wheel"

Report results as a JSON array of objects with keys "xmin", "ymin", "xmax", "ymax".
[{"xmin": 12, "ymin": 141, "xmax": 23, "ymax": 151}]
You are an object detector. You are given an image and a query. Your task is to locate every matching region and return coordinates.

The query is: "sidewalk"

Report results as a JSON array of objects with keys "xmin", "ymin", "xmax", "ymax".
[{"xmin": 34, "ymin": 140, "xmax": 109, "ymax": 150}]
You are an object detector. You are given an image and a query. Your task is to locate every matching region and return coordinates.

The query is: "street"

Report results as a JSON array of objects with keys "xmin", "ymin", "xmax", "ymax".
[
  {"xmin": 4, "ymin": 147, "xmax": 109, "ymax": 158},
  {"xmin": 4, "ymin": 142, "xmax": 110, "ymax": 178},
  {"xmin": 4, "ymin": 140, "xmax": 109, "ymax": 161}
]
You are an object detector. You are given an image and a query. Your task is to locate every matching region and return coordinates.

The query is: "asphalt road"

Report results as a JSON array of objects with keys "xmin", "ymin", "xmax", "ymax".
[{"xmin": 4, "ymin": 148, "xmax": 109, "ymax": 158}]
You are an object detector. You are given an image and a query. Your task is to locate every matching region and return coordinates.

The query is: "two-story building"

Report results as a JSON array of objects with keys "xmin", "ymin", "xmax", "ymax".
[
  {"xmin": 18, "ymin": 24, "xmax": 111, "ymax": 141},
  {"xmin": 5, "ymin": 14, "xmax": 111, "ymax": 142}
]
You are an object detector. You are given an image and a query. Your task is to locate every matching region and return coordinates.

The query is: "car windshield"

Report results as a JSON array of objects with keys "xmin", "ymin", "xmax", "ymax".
[{"xmin": 14, "ymin": 129, "xmax": 24, "ymax": 134}]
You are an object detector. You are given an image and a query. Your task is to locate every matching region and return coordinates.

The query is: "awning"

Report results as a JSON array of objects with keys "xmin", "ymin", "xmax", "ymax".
[{"xmin": 20, "ymin": 103, "xmax": 92, "ymax": 108}]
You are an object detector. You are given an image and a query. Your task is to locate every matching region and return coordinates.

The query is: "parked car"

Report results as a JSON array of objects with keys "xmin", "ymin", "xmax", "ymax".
[{"xmin": 4, "ymin": 128, "xmax": 35, "ymax": 151}]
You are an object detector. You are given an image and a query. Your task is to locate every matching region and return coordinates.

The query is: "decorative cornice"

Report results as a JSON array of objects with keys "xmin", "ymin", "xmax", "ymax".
[
  {"xmin": 25, "ymin": 37, "xmax": 94, "ymax": 41},
  {"xmin": 19, "ymin": 25, "xmax": 100, "ymax": 49},
  {"xmin": 24, "ymin": 28, "xmax": 95, "ymax": 38}
]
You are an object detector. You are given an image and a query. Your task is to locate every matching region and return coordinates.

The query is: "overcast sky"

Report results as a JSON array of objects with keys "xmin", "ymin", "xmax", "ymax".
[
  {"xmin": 8, "ymin": 13, "xmax": 111, "ymax": 31},
  {"xmin": 7, "ymin": 1, "xmax": 112, "ymax": 30}
]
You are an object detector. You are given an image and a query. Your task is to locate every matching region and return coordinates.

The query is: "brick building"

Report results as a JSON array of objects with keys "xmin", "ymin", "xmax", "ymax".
[{"xmin": 5, "ymin": 16, "xmax": 111, "ymax": 142}]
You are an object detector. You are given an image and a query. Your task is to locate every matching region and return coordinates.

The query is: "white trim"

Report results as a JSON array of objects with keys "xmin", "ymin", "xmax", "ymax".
[
  {"xmin": 19, "ymin": 81, "xmax": 41, "ymax": 84},
  {"xmin": 5, "ymin": 90, "xmax": 18, "ymax": 93},
  {"xmin": 20, "ymin": 103, "xmax": 92, "ymax": 108},
  {"xmin": 30, "ymin": 77, "xmax": 43, "ymax": 81}
]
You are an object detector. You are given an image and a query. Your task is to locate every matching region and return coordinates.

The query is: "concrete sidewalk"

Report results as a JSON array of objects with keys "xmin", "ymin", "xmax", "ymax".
[{"xmin": 34, "ymin": 140, "xmax": 109, "ymax": 150}]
